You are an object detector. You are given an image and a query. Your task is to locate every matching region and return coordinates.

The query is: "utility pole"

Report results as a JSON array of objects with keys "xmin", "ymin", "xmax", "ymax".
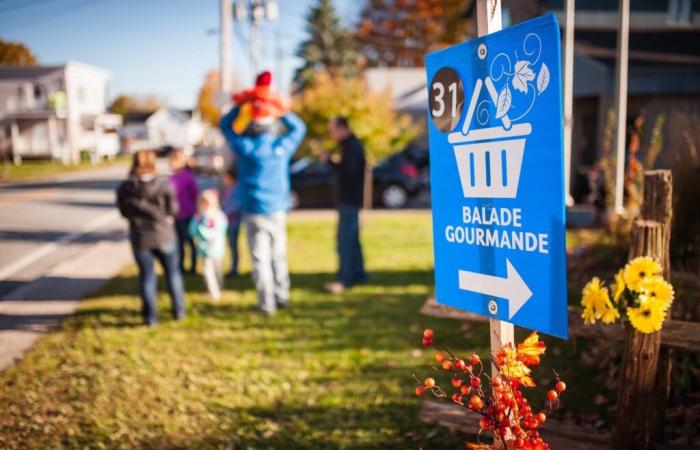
[
  {"xmin": 233, "ymin": 0, "xmax": 278, "ymax": 77},
  {"xmin": 563, "ymin": 0, "xmax": 575, "ymax": 207},
  {"xmin": 613, "ymin": 0, "xmax": 630, "ymax": 214},
  {"xmin": 274, "ymin": 31, "xmax": 285, "ymax": 93},
  {"xmin": 219, "ymin": 0, "xmax": 233, "ymax": 97}
]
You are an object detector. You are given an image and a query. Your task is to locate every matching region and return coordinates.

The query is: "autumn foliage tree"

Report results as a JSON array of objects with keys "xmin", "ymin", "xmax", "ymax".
[
  {"xmin": 197, "ymin": 69, "xmax": 222, "ymax": 127},
  {"xmin": 355, "ymin": 0, "xmax": 472, "ymax": 67},
  {"xmin": 293, "ymin": 70, "xmax": 420, "ymax": 207},
  {"xmin": 108, "ymin": 94, "xmax": 163, "ymax": 117},
  {"xmin": 0, "ymin": 38, "xmax": 38, "ymax": 65}
]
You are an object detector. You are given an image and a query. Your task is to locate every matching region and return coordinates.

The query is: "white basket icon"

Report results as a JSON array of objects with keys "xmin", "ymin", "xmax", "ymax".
[
  {"xmin": 449, "ymin": 123, "xmax": 531, "ymax": 198},
  {"xmin": 447, "ymin": 77, "xmax": 532, "ymax": 199}
]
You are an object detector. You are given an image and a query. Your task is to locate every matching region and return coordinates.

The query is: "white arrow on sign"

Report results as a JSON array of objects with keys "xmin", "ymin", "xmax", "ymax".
[{"xmin": 458, "ymin": 258, "xmax": 533, "ymax": 319}]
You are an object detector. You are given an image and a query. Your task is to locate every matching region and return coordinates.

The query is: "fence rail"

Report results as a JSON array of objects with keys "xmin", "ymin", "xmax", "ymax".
[{"xmin": 420, "ymin": 297, "xmax": 700, "ymax": 353}]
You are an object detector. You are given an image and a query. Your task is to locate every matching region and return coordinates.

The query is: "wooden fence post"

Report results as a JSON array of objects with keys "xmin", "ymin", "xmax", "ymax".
[
  {"xmin": 640, "ymin": 170, "xmax": 673, "ymax": 441},
  {"xmin": 613, "ymin": 220, "xmax": 666, "ymax": 450}
]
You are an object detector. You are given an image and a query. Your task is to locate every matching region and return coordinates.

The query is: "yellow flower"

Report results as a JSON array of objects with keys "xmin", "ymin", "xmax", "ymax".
[
  {"xmin": 601, "ymin": 303, "xmax": 620, "ymax": 324},
  {"xmin": 627, "ymin": 299, "xmax": 666, "ymax": 334},
  {"xmin": 639, "ymin": 276, "xmax": 674, "ymax": 311},
  {"xmin": 623, "ymin": 257, "xmax": 661, "ymax": 291},
  {"xmin": 581, "ymin": 306, "xmax": 597, "ymax": 325},
  {"xmin": 581, "ymin": 277, "xmax": 611, "ymax": 324},
  {"xmin": 612, "ymin": 270, "xmax": 626, "ymax": 303}
]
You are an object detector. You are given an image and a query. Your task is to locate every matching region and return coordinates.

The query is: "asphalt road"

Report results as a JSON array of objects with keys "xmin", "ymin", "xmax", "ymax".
[{"xmin": 0, "ymin": 165, "xmax": 132, "ymax": 298}]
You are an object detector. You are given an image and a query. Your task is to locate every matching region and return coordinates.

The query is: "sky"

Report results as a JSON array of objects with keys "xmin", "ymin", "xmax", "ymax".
[{"xmin": 0, "ymin": 0, "xmax": 362, "ymax": 109}]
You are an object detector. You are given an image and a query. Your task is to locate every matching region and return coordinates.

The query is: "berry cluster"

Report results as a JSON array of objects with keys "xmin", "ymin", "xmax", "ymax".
[{"xmin": 414, "ymin": 329, "xmax": 566, "ymax": 450}]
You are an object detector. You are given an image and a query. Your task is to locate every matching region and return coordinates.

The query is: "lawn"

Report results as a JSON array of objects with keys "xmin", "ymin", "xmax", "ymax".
[
  {"xmin": 0, "ymin": 156, "xmax": 129, "ymax": 182},
  {"xmin": 0, "ymin": 212, "xmax": 609, "ymax": 449}
]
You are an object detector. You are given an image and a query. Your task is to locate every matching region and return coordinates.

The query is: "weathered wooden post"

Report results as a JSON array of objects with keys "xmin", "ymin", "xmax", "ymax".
[
  {"xmin": 612, "ymin": 170, "xmax": 672, "ymax": 450},
  {"xmin": 640, "ymin": 170, "xmax": 673, "ymax": 440}
]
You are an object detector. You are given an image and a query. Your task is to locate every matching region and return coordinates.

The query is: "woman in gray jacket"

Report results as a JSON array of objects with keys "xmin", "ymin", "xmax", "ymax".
[{"xmin": 116, "ymin": 150, "xmax": 186, "ymax": 326}]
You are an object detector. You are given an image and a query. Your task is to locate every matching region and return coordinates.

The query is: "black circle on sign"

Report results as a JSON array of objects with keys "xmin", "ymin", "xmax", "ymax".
[{"xmin": 429, "ymin": 67, "xmax": 465, "ymax": 132}]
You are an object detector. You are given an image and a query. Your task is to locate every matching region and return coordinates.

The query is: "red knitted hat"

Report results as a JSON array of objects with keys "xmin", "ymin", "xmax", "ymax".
[{"xmin": 255, "ymin": 71, "xmax": 272, "ymax": 87}]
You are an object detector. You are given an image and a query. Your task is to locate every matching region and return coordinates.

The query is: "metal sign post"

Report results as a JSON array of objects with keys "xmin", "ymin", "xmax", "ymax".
[{"xmin": 475, "ymin": 0, "xmax": 514, "ymax": 374}]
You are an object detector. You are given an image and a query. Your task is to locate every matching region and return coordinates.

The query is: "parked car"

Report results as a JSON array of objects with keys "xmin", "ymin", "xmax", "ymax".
[
  {"xmin": 290, "ymin": 144, "xmax": 429, "ymax": 209},
  {"xmin": 191, "ymin": 147, "xmax": 226, "ymax": 175}
]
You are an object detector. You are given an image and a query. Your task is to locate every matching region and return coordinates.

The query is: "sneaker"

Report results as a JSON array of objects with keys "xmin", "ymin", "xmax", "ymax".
[{"xmin": 324, "ymin": 281, "xmax": 346, "ymax": 294}]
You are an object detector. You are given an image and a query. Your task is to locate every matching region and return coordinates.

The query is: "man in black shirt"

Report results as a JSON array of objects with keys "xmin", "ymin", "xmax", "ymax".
[{"xmin": 321, "ymin": 117, "xmax": 368, "ymax": 294}]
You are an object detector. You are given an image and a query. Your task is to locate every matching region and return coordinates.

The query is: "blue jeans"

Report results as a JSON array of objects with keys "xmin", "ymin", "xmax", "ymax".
[
  {"xmin": 228, "ymin": 221, "xmax": 241, "ymax": 276},
  {"xmin": 175, "ymin": 217, "xmax": 196, "ymax": 273},
  {"xmin": 132, "ymin": 243, "xmax": 186, "ymax": 325},
  {"xmin": 244, "ymin": 213, "xmax": 289, "ymax": 314},
  {"xmin": 336, "ymin": 205, "xmax": 366, "ymax": 286}
]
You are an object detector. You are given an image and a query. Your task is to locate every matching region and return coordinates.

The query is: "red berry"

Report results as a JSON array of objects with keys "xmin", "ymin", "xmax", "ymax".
[
  {"xmin": 454, "ymin": 358, "xmax": 466, "ymax": 370},
  {"xmin": 555, "ymin": 381, "xmax": 567, "ymax": 393},
  {"xmin": 442, "ymin": 360, "xmax": 453, "ymax": 371},
  {"xmin": 451, "ymin": 393, "xmax": 463, "ymax": 404},
  {"xmin": 469, "ymin": 395, "xmax": 484, "ymax": 410},
  {"xmin": 424, "ymin": 377, "xmax": 436, "ymax": 388},
  {"xmin": 536, "ymin": 412, "xmax": 547, "ymax": 424},
  {"xmin": 415, "ymin": 386, "xmax": 426, "ymax": 396},
  {"xmin": 422, "ymin": 337, "xmax": 432, "ymax": 347},
  {"xmin": 460, "ymin": 384, "xmax": 471, "ymax": 395},
  {"xmin": 514, "ymin": 438, "xmax": 525, "ymax": 448},
  {"xmin": 435, "ymin": 353, "xmax": 446, "ymax": 363},
  {"xmin": 451, "ymin": 375, "xmax": 463, "ymax": 388},
  {"xmin": 470, "ymin": 353, "xmax": 481, "ymax": 365},
  {"xmin": 423, "ymin": 329, "xmax": 434, "ymax": 339},
  {"xmin": 546, "ymin": 390, "xmax": 558, "ymax": 401},
  {"xmin": 479, "ymin": 417, "xmax": 492, "ymax": 429},
  {"xmin": 470, "ymin": 377, "xmax": 482, "ymax": 388}
]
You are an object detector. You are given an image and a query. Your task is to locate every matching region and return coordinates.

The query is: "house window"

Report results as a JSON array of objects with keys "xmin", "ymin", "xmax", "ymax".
[
  {"xmin": 668, "ymin": 0, "xmax": 693, "ymax": 25},
  {"xmin": 33, "ymin": 84, "xmax": 43, "ymax": 100}
]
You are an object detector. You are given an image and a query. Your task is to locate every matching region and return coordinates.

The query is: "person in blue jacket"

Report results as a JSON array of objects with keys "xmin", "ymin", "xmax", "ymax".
[{"xmin": 219, "ymin": 71, "xmax": 306, "ymax": 315}]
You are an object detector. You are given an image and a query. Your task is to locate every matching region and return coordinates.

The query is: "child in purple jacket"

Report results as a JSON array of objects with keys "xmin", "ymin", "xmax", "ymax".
[{"xmin": 170, "ymin": 149, "xmax": 198, "ymax": 274}]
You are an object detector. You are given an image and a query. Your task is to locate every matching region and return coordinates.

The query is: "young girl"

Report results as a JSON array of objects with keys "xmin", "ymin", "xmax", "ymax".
[
  {"xmin": 170, "ymin": 149, "xmax": 198, "ymax": 274},
  {"xmin": 189, "ymin": 189, "xmax": 228, "ymax": 300}
]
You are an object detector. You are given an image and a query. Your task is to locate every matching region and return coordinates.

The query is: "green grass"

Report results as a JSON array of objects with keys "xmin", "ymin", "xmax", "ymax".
[
  {"xmin": 0, "ymin": 212, "xmax": 605, "ymax": 449},
  {"xmin": 0, "ymin": 156, "xmax": 129, "ymax": 182}
]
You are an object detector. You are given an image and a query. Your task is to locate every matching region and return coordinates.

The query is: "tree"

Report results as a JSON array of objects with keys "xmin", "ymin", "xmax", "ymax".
[
  {"xmin": 196, "ymin": 70, "xmax": 221, "ymax": 127},
  {"xmin": 293, "ymin": 70, "xmax": 420, "ymax": 207},
  {"xmin": 108, "ymin": 94, "xmax": 136, "ymax": 117},
  {"xmin": 355, "ymin": 0, "xmax": 472, "ymax": 67},
  {"xmin": 294, "ymin": 0, "xmax": 360, "ymax": 86},
  {"xmin": 0, "ymin": 38, "xmax": 38, "ymax": 65},
  {"xmin": 108, "ymin": 94, "xmax": 163, "ymax": 118}
]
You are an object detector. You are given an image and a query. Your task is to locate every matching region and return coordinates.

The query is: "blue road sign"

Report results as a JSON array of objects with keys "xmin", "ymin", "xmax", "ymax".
[{"xmin": 425, "ymin": 14, "xmax": 568, "ymax": 338}]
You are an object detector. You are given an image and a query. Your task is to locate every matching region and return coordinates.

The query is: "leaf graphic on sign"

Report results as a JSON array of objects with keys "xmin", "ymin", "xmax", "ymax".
[
  {"xmin": 495, "ymin": 86, "xmax": 512, "ymax": 119},
  {"xmin": 537, "ymin": 63, "xmax": 550, "ymax": 94},
  {"xmin": 512, "ymin": 60, "xmax": 535, "ymax": 94}
]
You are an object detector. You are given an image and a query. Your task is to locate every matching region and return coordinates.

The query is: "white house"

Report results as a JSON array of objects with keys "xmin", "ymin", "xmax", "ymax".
[
  {"xmin": 119, "ymin": 107, "xmax": 205, "ymax": 153},
  {"xmin": 0, "ymin": 62, "xmax": 122, "ymax": 164},
  {"xmin": 364, "ymin": 67, "xmax": 428, "ymax": 118}
]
